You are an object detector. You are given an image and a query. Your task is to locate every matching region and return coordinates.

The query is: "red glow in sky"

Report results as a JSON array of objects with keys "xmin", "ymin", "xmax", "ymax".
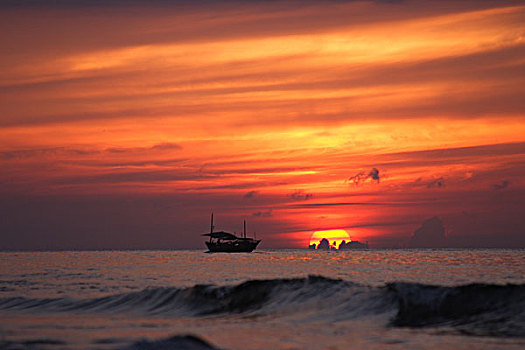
[{"xmin": 1, "ymin": 0, "xmax": 524, "ymax": 250}]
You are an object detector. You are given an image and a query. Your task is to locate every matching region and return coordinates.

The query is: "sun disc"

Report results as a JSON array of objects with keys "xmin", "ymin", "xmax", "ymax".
[{"xmin": 309, "ymin": 229, "xmax": 350, "ymax": 249}]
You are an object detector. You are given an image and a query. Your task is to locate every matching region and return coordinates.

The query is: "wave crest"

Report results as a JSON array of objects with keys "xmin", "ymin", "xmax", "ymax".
[
  {"xmin": 1, "ymin": 276, "xmax": 523, "ymax": 337},
  {"xmin": 388, "ymin": 282, "xmax": 525, "ymax": 337}
]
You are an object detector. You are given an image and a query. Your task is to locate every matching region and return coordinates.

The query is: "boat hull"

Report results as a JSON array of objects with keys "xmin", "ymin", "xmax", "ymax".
[{"xmin": 205, "ymin": 240, "xmax": 261, "ymax": 253}]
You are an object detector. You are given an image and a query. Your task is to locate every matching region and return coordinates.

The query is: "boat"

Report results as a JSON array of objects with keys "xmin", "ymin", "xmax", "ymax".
[{"xmin": 202, "ymin": 213, "xmax": 261, "ymax": 253}]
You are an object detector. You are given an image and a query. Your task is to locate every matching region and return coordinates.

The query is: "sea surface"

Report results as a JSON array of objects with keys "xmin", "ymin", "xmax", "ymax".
[{"xmin": 1, "ymin": 249, "xmax": 524, "ymax": 350}]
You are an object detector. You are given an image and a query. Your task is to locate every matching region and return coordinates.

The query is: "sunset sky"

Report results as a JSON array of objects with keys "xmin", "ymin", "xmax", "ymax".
[{"xmin": 1, "ymin": 0, "xmax": 524, "ymax": 250}]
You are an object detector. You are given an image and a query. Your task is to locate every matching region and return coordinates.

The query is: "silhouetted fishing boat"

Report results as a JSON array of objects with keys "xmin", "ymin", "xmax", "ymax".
[{"xmin": 203, "ymin": 214, "xmax": 261, "ymax": 253}]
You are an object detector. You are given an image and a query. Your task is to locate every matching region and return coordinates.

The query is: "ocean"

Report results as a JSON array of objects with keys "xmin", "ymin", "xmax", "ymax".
[{"xmin": 1, "ymin": 249, "xmax": 524, "ymax": 350}]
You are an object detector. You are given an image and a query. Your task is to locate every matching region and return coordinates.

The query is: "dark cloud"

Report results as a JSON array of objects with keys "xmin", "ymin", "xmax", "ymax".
[
  {"xmin": 347, "ymin": 171, "xmax": 365, "ymax": 185},
  {"xmin": 1, "ymin": 143, "xmax": 182, "ymax": 161},
  {"xmin": 493, "ymin": 180, "xmax": 510, "ymax": 190},
  {"xmin": 0, "ymin": 147, "xmax": 97, "ymax": 160},
  {"xmin": 50, "ymin": 170, "xmax": 213, "ymax": 186},
  {"xmin": 297, "ymin": 219, "xmax": 416, "ymax": 233},
  {"xmin": 347, "ymin": 168, "xmax": 381, "ymax": 185},
  {"xmin": 203, "ymin": 166, "xmax": 316, "ymax": 176},
  {"xmin": 150, "ymin": 142, "xmax": 183, "ymax": 151},
  {"xmin": 243, "ymin": 190, "xmax": 258, "ymax": 199},
  {"xmin": 289, "ymin": 190, "xmax": 313, "ymax": 201},
  {"xmin": 386, "ymin": 142, "xmax": 525, "ymax": 161},
  {"xmin": 291, "ymin": 202, "xmax": 387, "ymax": 208},
  {"xmin": 105, "ymin": 147, "xmax": 127, "ymax": 154},
  {"xmin": 193, "ymin": 181, "xmax": 287, "ymax": 191},
  {"xmin": 105, "ymin": 143, "xmax": 182, "ymax": 154},
  {"xmin": 252, "ymin": 209, "xmax": 272, "ymax": 217},
  {"xmin": 409, "ymin": 216, "xmax": 447, "ymax": 248},
  {"xmin": 369, "ymin": 168, "xmax": 380, "ymax": 181},
  {"xmin": 378, "ymin": 143, "xmax": 525, "ymax": 174},
  {"xmin": 0, "ymin": 0, "xmax": 225, "ymax": 8},
  {"xmin": 329, "ymin": 44, "xmax": 525, "ymax": 94},
  {"xmin": 76, "ymin": 158, "xmax": 188, "ymax": 168},
  {"xmin": 427, "ymin": 177, "xmax": 445, "ymax": 188}
]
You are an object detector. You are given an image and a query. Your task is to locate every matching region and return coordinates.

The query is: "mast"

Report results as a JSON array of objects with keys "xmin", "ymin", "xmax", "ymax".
[
  {"xmin": 209, "ymin": 213, "xmax": 214, "ymax": 242},
  {"xmin": 243, "ymin": 220, "xmax": 246, "ymax": 238}
]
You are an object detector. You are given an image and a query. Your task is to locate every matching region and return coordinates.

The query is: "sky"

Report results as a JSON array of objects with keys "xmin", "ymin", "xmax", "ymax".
[{"xmin": 1, "ymin": 0, "xmax": 524, "ymax": 250}]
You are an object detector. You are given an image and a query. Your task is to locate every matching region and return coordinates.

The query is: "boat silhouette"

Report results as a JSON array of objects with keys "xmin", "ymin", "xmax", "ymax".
[{"xmin": 203, "ymin": 213, "xmax": 261, "ymax": 253}]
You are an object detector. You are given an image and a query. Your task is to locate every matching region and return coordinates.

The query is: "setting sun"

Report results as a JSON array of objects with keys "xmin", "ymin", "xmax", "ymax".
[{"xmin": 309, "ymin": 230, "xmax": 351, "ymax": 249}]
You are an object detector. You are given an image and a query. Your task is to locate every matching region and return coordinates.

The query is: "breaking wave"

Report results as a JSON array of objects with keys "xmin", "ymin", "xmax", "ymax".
[
  {"xmin": 1, "ymin": 276, "xmax": 523, "ymax": 337},
  {"xmin": 388, "ymin": 282, "xmax": 525, "ymax": 337}
]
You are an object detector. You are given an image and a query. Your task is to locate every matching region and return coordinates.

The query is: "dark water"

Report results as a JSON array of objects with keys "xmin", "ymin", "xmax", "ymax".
[{"xmin": 1, "ymin": 249, "xmax": 524, "ymax": 349}]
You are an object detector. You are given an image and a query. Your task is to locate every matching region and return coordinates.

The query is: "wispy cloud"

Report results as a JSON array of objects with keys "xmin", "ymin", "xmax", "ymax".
[
  {"xmin": 289, "ymin": 190, "xmax": 313, "ymax": 201},
  {"xmin": 347, "ymin": 168, "xmax": 381, "ymax": 185},
  {"xmin": 426, "ymin": 177, "xmax": 445, "ymax": 188},
  {"xmin": 252, "ymin": 209, "xmax": 272, "ymax": 217},
  {"xmin": 493, "ymin": 180, "xmax": 510, "ymax": 190},
  {"xmin": 243, "ymin": 190, "xmax": 258, "ymax": 199}
]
